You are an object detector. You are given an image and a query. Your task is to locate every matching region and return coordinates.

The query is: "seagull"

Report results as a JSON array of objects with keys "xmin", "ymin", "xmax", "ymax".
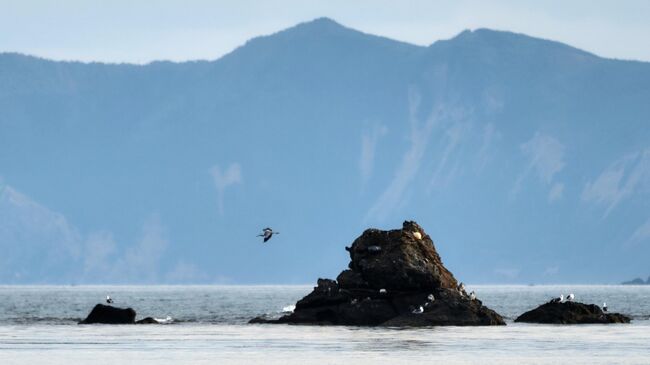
[
  {"xmin": 469, "ymin": 291, "xmax": 476, "ymax": 301},
  {"xmin": 457, "ymin": 282, "xmax": 466, "ymax": 295},
  {"xmin": 550, "ymin": 294, "xmax": 564, "ymax": 303},
  {"xmin": 106, "ymin": 295, "xmax": 114, "ymax": 304},
  {"xmin": 257, "ymin": 227, "xmax": 279, "ymax": 242},
  {"xmin": 603, "ymin": 302, "xmax": 608, "ymax": 312},
  {"xmin": 566, "ymin": 293, "xmax": 575, "ymax": 302},
  {"xmin": 411, "ymin": 305, "xmax": 424, "ymax": 314}
]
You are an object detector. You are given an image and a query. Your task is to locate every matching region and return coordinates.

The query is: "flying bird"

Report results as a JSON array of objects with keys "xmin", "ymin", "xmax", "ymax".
[
  {"xmin": 106, "ymin": 295, "xmax": 114, "ymax": 304},
  {"xmin": 258, "ymin": 227, "xmax": 279, "ymax": 242}
]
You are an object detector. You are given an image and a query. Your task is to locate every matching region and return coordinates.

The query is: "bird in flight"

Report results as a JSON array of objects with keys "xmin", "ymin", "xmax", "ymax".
[{"xmin": 258, "ymin": 227, "xmax": 279, "ymax": 242}]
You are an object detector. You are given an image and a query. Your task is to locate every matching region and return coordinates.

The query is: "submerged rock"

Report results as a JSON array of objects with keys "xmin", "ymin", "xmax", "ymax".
[
  {"xmin": 515, "ymin": 301, "xmax": 631, "ymax": 324},
  {"xmin": 135, "ymin": 317, "xmax": 160, "ymax": 324},
  {"xmin": 250, "ymin": 221, "xmax": 505, "ymax": 326},
  {"xmin": 79, "ymin": 304, "xmax": 136, "ymax": 324}
]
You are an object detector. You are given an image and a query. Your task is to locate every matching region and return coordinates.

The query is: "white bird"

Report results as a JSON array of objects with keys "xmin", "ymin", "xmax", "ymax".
[
  {"xmin": 603, "ymin": 302, "xmax": 608, "ymax": 312},
  {"xmin": 106, "ymin": 295, "xmax": 114, "ymax": 304},
  {"xmin": 427, "ymin": 293, "xmax": 435, "ymax": 302},
  {"xmin": 469, "ymin": 291, "xmax": 476, "ymax": 301},
  {"xmin": 566, "ymin": 293, "xmax": 575, "ymax": 302},
  {"xmin": 379, "ymin": 288, "xmax": 387, "ymax": 295},
  {"xmin": 550, "ymin": 294, "xmax": 563, "ymax": 303},
  {"xmin": 257, "ymin": 227, "xmax": 279, "ymax": 243},
  {"xmin": 411, "ymin": 305, "xmax": 424, "ymax": 314},
  {"xmin": 458, "ymin": 282, "xmax": 466, "ymax": 295}
]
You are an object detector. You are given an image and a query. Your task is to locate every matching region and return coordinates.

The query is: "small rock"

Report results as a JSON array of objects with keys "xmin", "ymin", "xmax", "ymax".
[
  {"xmin": 515, "ymin": 301, "xmax": 631, "ymax": 324},
  {"xmin": 79, "ymin": 304, "xmax": 136, "ymax": 324}
]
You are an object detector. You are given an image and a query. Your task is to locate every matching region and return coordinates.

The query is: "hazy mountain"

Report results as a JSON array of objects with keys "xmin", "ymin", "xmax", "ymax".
[{"xmin": 1, "ymin": 18, "xmax": 649, "ymax": 284}]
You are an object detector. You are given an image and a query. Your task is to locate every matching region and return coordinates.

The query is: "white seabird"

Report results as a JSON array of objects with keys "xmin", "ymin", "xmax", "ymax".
[
  {"xmin": 550, "ymin": 294, "xmax": 564, "ymax": 303},
  {"xmin": 603, "ymin": 302, "xmax": 608, "ymax": 312},
  {"xmin": 566, "ymin": 293, "xmax": 575, "ymax": 302},
  {"xmin": 412, "ymin": 305, "xmax": 424, "ymax": 314},
  {"xmin": 469, "ymin": 291, "xmax": 476, "ymax": 301},
  {"xmin": 257, "ymin": 227, "xmax": 279, "ymax": 243},
  {"xmin": 457, "ymin": 282, "xmax": 466, "ymax": 295},
  {"xmin": 106, "ymin": 295, "xmax": 114, "ymax": 304}
]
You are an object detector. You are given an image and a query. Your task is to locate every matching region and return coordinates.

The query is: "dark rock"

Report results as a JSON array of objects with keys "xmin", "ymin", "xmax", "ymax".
[
  {"xmin": 79, "ymin": 304, "xmax": 136, "ymax": 324},
  {"xmin": 515, "ymin": 301, "xmax": 631, "ymax": 324},
  {"xmin": 336, "ymin": 270, "xmax": 369, "ymax": 289},
  {"xmin": 250, "ymin": 221, "xmax": 505, "ymax": 327},
  {"xmin": 347, "ymin": 221, "xmax": 458, "ymax": 291},
  {"xmin": 135, "ymin": 317, "xmax": 159, "ymax": 324}
]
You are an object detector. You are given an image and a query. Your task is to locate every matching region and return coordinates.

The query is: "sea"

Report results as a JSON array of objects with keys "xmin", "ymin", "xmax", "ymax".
[{"xmin": 1, "ymin": 285, "xmax": 649, "ymax": 365}]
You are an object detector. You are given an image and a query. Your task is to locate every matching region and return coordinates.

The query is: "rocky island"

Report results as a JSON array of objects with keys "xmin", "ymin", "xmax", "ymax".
[
  {"xmin": 251, "ymin": 221, "xmax": 505, "ymax": 326},
  {"xmin": 79, "ymin": 304, "xmax": 161, "ymax": 324},
  {"xmin": 515, "ymin": 301, "xmax": 630, "ymax": 324}
]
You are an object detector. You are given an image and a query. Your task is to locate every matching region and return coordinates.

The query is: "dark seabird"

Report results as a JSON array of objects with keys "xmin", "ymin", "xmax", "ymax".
[
  {"xmin": 258, "ymin": 227, "xmax": 279, "ymax": 243},
  {"xmin": 106, "ymin": 295, "xmax": 114, "ymax": 304}
]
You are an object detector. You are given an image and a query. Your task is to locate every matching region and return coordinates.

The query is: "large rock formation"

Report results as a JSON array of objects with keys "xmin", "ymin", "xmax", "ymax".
[
  {"xmin": 515, "ymin": 301, "xmax": 631, "ymax": 324},
  {"xmin": 251, "ymin": 221, "xmax": 505, "ymax": 326}
]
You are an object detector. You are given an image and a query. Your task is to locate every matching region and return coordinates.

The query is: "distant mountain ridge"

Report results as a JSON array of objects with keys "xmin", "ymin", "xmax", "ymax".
[{"xmin": 1, "ymin": 18, "xmax": 649, "ymax": 284}]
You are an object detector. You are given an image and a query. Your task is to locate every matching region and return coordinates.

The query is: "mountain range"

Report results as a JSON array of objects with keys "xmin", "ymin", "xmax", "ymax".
[{"xmin": 1, "ymin": 18, "xmax": 649, "ymax": 284}]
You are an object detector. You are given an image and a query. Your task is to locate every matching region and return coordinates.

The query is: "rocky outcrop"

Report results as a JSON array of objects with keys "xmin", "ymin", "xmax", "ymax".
[
  {"xmin": 79, "ymin": 304, "xmax": 162, "ymax": 324},
  {"xmin": 515, "ymin": 301, "xmax": 631, "ymax": 324},
  {"xmin": 250, "ymin": 221, "xmax": 505, "ymax": 326},
  {"xmin": 79, "ymin": 304, "xmax": 136, "ymax": 324}
]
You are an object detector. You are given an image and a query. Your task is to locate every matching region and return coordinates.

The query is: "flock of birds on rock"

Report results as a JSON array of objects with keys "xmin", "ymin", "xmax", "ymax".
[{"xmin": 549, "ymin": 293, "xmax": 608, "ymax": 312}]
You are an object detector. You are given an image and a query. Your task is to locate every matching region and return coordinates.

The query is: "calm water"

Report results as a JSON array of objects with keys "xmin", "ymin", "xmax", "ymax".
[{"xmin": 1, "ymin": 285, "xmax": 649, "ymax": 364}]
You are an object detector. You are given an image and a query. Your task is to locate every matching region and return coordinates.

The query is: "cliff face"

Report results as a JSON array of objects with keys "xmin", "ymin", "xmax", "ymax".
[{"xmin": 251, "ymin": 221, "xmax": 505, "ymax": 326}]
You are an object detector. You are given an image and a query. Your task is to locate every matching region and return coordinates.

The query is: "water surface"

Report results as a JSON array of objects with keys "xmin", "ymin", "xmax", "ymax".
[{"xmin": 1, "ymin": 285, "xmax": 648, "ymax": 364}]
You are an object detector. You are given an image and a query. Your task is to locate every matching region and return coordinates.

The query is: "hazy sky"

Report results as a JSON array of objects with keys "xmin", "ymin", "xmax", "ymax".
[{"xmin": 1, "ymin": 0, "xmax": 649, "ymax": 63}]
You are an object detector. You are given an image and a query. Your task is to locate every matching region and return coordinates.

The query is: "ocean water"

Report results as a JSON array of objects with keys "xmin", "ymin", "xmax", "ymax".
[{"xmin": 1, "ymin": 285, "xmax": 649, "ymax": 364}]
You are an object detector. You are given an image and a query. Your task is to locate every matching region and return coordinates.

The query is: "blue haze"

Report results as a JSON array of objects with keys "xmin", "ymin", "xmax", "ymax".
[{"xmin": 1, "ymin": 18, "xmax": 649, "ymax": 284}]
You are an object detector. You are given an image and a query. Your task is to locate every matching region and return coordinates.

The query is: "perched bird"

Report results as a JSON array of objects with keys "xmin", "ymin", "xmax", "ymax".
[
  {"xmin": 411, "ymin": 305, "xmax": 424, "ymax": 314},
  {"xmin": 550, "ymin": 294, "xmax": 564, "ymax": 303},
  {"xmin": 457, "ymin": 282, "xmax": 466, "ymax": 295},
  {"xmin": 257, "ymin": 227, "xmax": 279, "ymax": 242},
  {"xmin": 469, "ymin": 291, "xmax": 476, "ymax": 301},
  {"xmin": 413, "ymin": 231, "xmax": 422, "ymax": 240},
  {"xmin": 379, "ymin": 288, "xmax": 387, "ymax": 295},
  {"xmin": 427, "ymin": 293, "xmax": 435, "ymax": 302},
  {"xmin": 566, "ymin": 293, "xmax": 575, "ymax": 302},
  {"xmin": 106, "ymin": 295, "xmax": 114, "ymax": 304},
  {"xmin": 603, "ymin": 302, "xmax": 608, "ymax": 312}
]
